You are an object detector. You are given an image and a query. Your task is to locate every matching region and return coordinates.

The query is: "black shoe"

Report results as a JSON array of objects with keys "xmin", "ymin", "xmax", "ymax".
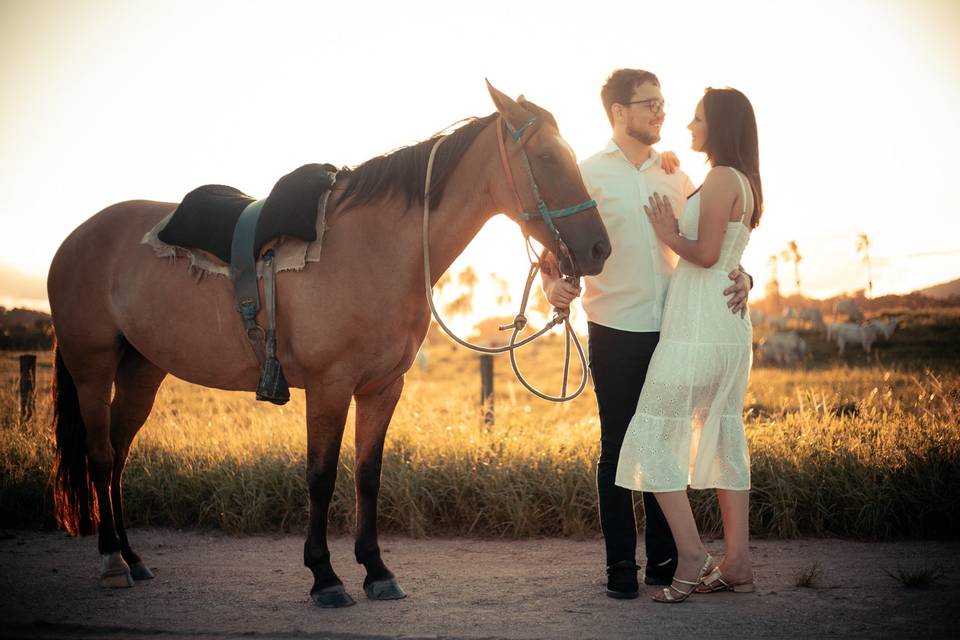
[
  {"xmin": 606, "ymin": 560, "xmax": 640, "ymax": 599},
  {"xmin": 644, "ymin": 557, "xmax": 677, "ymax": 586}
]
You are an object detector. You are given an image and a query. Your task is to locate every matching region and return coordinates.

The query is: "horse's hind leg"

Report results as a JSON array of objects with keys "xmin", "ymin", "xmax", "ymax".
[
  {"xmin": 110, "ymin": 345, "xmax": 167, "ymax": 581},
  {"xmin": 303, "ymin": 381, "xmax": 354, "ymax": 607},
  {"xmin": 60, "ymin": 341, "xmax": 131, "ymax": 587},
  {"xmin": 354, "ymin": 376, "xmax": 406, "ymax": 600}
]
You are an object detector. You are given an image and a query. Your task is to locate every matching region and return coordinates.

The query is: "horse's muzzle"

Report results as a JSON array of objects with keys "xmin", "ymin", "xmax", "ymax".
[{"xmin": 566, "ymin": 238, "xmax": 611, "ymax": 277}]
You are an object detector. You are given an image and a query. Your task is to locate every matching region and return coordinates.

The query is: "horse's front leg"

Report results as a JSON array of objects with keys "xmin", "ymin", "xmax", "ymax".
[
  {"xmin": 303, "ymin": 382, "xmax": 354, "ymax": 608},
  {"xmin": 354, "ymin": 375, "xmax": 406, "ymax": 600}
]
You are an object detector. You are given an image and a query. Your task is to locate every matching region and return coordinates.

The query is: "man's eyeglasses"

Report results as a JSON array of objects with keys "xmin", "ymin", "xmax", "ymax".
[{"xmin": 627, "ymin": 99, "xmax": 665, "ymax": 115}]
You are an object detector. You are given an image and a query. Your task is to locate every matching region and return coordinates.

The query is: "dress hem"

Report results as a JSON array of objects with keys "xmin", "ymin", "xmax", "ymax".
[{"xmin": 614, "ymin": 481, "xmax": 751, "ymax": 492}]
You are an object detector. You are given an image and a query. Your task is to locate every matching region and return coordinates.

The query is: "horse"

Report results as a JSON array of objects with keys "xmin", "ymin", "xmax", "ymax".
[{"xmin": 47, "ymin": 81, "xmax": 611, "ymax": 607}]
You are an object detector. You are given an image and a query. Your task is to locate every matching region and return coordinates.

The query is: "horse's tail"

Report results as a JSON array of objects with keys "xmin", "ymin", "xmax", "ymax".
[{"xmin": 50, "ymin": 344, "xmax": 98, "ymax": 536}]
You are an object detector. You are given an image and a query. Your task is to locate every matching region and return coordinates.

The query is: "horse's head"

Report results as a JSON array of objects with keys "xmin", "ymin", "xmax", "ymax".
[{"xmin": 487, "ymin": 81, "xmax": 611, "ymax": 277}]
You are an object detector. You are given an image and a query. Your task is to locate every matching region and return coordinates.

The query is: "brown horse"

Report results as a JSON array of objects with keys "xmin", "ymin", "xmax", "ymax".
[{"xmin": 48, "ymin": 82, "xmax": 610, "ymax": 607}]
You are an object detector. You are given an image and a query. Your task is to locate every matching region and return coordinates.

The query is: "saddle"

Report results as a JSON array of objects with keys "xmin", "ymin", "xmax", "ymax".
[
  {"xmin": 160, "ymin": 163, "xmax": 338, "ymax": 405},
  {"xmin": 159, "ymin": 163, "xmax": 337, "ymax": 263}
]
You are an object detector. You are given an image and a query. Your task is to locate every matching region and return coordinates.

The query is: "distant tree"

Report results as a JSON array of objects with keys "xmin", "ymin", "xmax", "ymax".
[
  {"xmin": 780, "ymin": 241, "xmax": 803, "ymax": 296},
  {"xmin": 443, "ymin": 266, "xmax": 478, "ymax": 317},
  {"xmin": 531, "ymin": 286, "xmax": 554, "ymax": 316},
  {"xmin": 855, "ymin": 233, "xmax": 873, "ymax": 298},
  {"xmin": 443, "ymin": 292, "xmax": 474, "ymax": 317},
  {"xmin": 470, "ymin": 315, "xmax": 517, "ymax": 344},
  {"xmin": 457, "ymin": 266, "xmax": 477, "ymax": 291},
  {"xmin": 763, "ymin": 254, "xmax": 781, "ymax": 310},
  {"xmin": 435, "ymin": 271, "xmax": 452, "ymax": 294},
  {"xmin": 489, "ymin": 272, "xmax": 511, "ymax": 307}
]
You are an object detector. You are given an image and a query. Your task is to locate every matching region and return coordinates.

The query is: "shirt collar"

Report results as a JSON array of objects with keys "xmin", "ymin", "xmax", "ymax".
[{"xmin": 604, "ymin": 139, "xmax": 661, "ymax": 171}]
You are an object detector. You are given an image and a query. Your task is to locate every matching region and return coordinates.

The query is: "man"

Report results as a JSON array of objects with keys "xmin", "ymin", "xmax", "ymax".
[{"xmin": 541, "ymin": 69, "xmax": 751, "ymax": 599}]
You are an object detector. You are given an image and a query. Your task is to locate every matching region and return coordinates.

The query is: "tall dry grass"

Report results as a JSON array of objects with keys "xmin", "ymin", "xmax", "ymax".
[{"xmin": 1, "ymin": 309, "xmax": 958, "ymax": 539}]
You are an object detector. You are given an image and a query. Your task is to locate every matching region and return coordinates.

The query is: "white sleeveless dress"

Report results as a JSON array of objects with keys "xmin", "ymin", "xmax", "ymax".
[{"xmin": 615, "ymin": 167, "xmax": 753, "ymax": 492}]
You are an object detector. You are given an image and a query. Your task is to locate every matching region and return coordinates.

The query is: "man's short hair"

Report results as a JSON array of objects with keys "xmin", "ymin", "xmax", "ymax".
[{"xmin": 601, "ymin": 69, "xmax": 661, "ymax": 126}]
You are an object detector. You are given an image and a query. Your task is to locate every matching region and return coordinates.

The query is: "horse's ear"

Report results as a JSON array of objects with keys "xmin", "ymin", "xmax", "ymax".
[{"xmin": 486, "ymin": 79, "xmax": 530, "ymax": 129}]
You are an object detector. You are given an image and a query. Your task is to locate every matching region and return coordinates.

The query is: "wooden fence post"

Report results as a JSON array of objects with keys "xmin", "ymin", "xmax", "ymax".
[
  {"xmin": 19, "ymin": 354, "xmax": 37, "ymax": 421},
  {"xmin": 479, "ymin": 354, "xmax": 494, "ymax": 426}
]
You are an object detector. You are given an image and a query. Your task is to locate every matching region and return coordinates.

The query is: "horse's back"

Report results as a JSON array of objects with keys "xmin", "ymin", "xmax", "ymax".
[
  {"xmin": 48, "ymin": 199, "xmax": 266, "ymax": 389},
  {"xmin": 49, "ymin": 200, "xmax": 175, "ymax": 314},
  {"xmin": 51, "ymin": 200, "xmax": 175, "ymax": 275}
]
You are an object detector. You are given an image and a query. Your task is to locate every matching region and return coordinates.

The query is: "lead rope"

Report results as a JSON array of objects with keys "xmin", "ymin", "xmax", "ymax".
[{"xmin": 421, "ymin": 132, "xmax": 588, "ymax": 402}]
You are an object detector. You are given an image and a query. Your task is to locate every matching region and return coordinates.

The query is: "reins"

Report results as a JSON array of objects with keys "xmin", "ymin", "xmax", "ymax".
[{"xmin": 421, "ymin": 115, "xmax": 595, "ymax": 402}]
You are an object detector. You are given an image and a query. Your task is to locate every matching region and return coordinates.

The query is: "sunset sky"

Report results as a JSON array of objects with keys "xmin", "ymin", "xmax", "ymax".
[{"xmin": 1, "ymin": 0, "xmax": 958, "ymax": 326}]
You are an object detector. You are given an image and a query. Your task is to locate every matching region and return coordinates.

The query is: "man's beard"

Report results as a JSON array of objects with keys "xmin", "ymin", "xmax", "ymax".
[{"xmin": 627, "ymin": 125, "xmax": 660, "ymax": 145}]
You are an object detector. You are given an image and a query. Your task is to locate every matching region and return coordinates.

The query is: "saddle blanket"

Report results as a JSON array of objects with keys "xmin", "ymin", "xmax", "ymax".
[{"xmin": 141, "ymin": 164, "xmax": 335, "ymax": 278}]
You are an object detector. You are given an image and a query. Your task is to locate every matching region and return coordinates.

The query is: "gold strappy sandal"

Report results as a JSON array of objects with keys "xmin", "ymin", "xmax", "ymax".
[
  {"xmin": 696, "ymin": 566, "xmax": 756, "ymax": 593},
  {"xmin": 652, "ymin": 554, "xmax": 714, "ymax": 604}
]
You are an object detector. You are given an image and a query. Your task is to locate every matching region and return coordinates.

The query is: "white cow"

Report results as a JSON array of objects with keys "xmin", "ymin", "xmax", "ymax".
[
  {"xmin": 799, "ymin": 308, "xmax": 825, "ymax": 330},
  {"xmin": 834, "ymin": 299, "xmax": 864, "ymax": 323},
  {"xmin": 831, "ymin": 322, "xmax": 876, "ymax": 354},
  {"xmin": 826, "ymin": 321, "xmax": 841, "ymax": 341},
  {"xmin": 768, "ymin": 315, "xmax": 788, "ymax": 332},
  {"xmin": 866, "ymin": 318, "xmax": 899, "ymax": 342},
  {"xmin": 757, "ymin": 331, "xmax": 808, "ymax": 365}
]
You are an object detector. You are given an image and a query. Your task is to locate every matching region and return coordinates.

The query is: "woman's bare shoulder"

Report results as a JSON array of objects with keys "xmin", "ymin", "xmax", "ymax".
[{"xmin": 701, "ymin": 167, "xmax": 739, "ymax": 200}]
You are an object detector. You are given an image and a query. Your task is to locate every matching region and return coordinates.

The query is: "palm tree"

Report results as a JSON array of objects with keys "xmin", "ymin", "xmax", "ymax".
[
  {"xmin": 855, "ymin": 233, "xmax": 873, "ymax": 298},
  {"xmin": 780, "ymin": 241, "xmax": 802, "ymax": 296},
  {"xmin": 765, "ymin": 254, "xmax": 781, "ymax": 312}
]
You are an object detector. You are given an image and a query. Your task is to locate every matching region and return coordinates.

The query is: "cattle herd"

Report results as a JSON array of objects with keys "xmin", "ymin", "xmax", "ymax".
[{"xmin": 751, "ymin": 300, "xmax": 900, "ymax": 365}]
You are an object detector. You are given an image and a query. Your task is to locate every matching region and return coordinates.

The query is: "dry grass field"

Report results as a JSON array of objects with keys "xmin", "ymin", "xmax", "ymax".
[{"xmin": 1, "ymin": 307, "xmax": 958, "ymax": 540}]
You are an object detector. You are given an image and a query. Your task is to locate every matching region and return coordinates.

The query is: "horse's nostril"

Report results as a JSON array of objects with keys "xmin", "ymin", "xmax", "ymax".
[{"xmin": 592, "ymin": 240, "xmax": 611, "ymax": 262}]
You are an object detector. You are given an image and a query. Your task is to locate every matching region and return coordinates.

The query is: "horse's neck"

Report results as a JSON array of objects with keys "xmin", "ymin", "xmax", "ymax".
[
  {"xmin": 326, "ymin": 123, "xmax": 507, "ymax": 299},
  {"xmin": 408, "ymin": 124, "xmax": 505, "ymax": 284}
]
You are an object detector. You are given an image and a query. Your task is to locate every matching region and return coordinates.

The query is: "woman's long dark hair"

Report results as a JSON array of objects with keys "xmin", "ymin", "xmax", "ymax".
[{"xmin": 702, "ymin": 87, "xmax": 764, "ymax": 228}]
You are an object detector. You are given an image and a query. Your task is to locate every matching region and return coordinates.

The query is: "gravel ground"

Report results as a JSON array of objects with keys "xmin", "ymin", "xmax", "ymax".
[{"xmin": 1, "ymin": 529, "xmax": 956, "ymax": 639}]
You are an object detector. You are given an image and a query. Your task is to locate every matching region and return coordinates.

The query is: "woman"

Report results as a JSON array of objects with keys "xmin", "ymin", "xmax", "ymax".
[{"xmin": 615, "ymin": 87, "xmax": 763, "ymax": 603}]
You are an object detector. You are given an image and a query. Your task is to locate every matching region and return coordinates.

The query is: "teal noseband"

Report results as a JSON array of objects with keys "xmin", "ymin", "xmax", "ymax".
[{"xmin": 516, "ymin": 199, "xmax": 597, "ymax": 223}]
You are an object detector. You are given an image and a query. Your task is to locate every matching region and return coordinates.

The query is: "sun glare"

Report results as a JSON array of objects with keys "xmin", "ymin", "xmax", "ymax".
[{"xmin": 1, "ymin": 0, "xmax": 958, "ymax": 316}]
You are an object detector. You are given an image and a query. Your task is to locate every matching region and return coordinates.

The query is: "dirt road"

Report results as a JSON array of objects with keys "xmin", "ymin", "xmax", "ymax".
[{"xmin": 1, "ymin": 529, "xmax": 955, "ymax": 639}]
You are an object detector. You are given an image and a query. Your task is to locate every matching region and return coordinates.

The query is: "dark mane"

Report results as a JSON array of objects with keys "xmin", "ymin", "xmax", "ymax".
[{"xmin": 338, "ymin": 113, "xmax": 499, "ymax": 211}]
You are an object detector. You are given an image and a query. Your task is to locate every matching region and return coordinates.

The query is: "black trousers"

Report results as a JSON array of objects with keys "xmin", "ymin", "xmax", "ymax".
[{"xmin": 588, "ymin": 321, "xmax": 677, "ymax": 570}]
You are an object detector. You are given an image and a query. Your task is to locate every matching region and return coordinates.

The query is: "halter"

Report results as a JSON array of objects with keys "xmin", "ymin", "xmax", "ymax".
[
  {"xmin": 421, "ymin": 114, "xmax": 598, "ymax": 402},
  {"xmin": 494, "ymin": 114, "xmax": 597, "ymax": 275}
]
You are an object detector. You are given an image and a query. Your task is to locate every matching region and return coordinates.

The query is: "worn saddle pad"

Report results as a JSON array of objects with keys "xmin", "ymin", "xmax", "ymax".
[{"xmin": 156, "ymin": 163, "xmax": 337, "ymax": 264}]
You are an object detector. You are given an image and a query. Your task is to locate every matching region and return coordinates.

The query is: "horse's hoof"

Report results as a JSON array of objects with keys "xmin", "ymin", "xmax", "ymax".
[
  {"xmin": 311, "ymin": 584, "xmax": 356, "ymax": 608},
  {"xmin": 364, "ymin": 577, "xmax": 407, "ymax": 601},
  {"xmin": 129, "ymin": 561, "xmax": 155, "ymax": 580},
  {"xmin": 99, "ymin": 553, "xmax": 134, "ymax": 589}
]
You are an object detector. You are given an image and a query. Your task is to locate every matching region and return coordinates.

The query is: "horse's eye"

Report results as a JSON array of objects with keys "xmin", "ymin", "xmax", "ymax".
[{"xmin": 536, "ymin": 152, "xmax": 557, "ymax": 163}]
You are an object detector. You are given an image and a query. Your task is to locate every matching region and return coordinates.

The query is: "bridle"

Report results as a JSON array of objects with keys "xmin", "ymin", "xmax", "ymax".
[
  {"xmin": 422, "ymin": 113, "xmax": 598, "ymax": 402},
  {"xmin": 494, "ymin": 113, "xmax": 597, "ymax": 277}
]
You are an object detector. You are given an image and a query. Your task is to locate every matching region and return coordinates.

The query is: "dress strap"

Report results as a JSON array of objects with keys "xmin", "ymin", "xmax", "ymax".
[{"xmin": 727, "ymin": 166, "xmax": 750, "ymax": 223}]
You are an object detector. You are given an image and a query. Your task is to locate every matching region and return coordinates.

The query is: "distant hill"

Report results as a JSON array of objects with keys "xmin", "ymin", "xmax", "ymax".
[
  {"xmin": 0, "ymin": 307, "xmax": 53, "ymax": 350},
  {"xmin": 0, "ymin": 308, "xmax": 50, "ymax": 327},
  {"xmin": 917, "ymin": 278, "xmax": 960, "ymax": 299}
]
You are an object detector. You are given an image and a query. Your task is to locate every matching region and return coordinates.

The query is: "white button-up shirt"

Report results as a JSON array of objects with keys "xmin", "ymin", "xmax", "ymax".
[{"xmin": 580, "ymin": 141, "xmax": 695, "ymax": 332}]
